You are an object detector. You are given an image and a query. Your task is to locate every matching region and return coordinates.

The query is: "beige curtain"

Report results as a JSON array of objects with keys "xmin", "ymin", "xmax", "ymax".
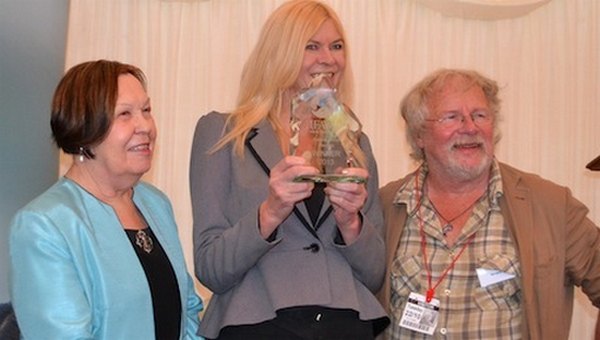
[
  {"xmin": 64, "ymin": 0, "xmax": 600, "ymax": 337},
  {"xmin": 415, "ymin": 0, "xmax": 552, "ymax": 20}
]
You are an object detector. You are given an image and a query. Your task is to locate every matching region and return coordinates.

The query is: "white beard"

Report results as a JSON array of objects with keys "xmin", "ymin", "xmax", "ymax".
[{"xmin": 444, "ymin": 152, "xmax": 493, "ymax": 182}]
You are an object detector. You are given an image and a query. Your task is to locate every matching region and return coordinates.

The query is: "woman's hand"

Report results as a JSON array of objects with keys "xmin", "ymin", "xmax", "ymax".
[
  {"xmin": 325, "ymin": 167, "xmax": 369, "ymax": 244},
  {"xmin": 259, "ymin": 156, "xmax": 318, "ymax": 239}
]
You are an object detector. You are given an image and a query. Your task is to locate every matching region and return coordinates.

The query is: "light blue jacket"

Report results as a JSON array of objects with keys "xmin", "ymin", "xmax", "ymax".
[{"xmin": 10, "ymin": 178, "xmax": 203, "ymax": 339}]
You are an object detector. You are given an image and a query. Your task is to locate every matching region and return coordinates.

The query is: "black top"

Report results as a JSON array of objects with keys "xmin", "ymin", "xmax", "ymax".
[
  {"xmin": 125, "ymin": 227, "xmax": 182, "ymax": 340},
  {"xmin": 304, "ymin": 182, "xmax": 326, "ymax": 226}
]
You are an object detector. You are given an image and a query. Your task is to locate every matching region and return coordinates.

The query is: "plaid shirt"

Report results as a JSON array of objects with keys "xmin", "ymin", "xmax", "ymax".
[{"xmin": 387, "ymin": 160, "xmax": 522, "ymax": 339}]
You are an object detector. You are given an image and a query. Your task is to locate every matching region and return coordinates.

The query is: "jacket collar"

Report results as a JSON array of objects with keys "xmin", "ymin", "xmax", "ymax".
[
  {"xmin": 497, "ymin": 163, "xmax": 535, "ymax": 339},
  {"xmin": 245, "ymin": 119, "xmax": 284, "ymax": 172},
  {"xmin": 245, "ymin": 119, "xmax": 332, "ymax": 237}
]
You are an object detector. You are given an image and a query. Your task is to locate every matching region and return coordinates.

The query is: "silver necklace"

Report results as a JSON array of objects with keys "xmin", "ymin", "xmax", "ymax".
[{"xmin": 135, "ymin": 229, "xmax": 154, "ymax": 253}]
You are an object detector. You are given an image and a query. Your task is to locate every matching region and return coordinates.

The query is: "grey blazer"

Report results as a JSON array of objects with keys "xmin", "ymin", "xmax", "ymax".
[{"xmin": 190, "ymin": 112, "xmax": 388, "ymax": 339}]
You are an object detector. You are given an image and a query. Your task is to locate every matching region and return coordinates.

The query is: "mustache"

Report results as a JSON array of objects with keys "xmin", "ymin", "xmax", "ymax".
[{"xmin": 452, "ymin": 137, "xmax": 485, "ymax": 147}]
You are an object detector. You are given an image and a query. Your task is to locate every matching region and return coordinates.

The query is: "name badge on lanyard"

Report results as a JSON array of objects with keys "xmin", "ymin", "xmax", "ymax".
[{"xmin": 399, "ymin": 292, "xmax": 440, "ymax": 335}]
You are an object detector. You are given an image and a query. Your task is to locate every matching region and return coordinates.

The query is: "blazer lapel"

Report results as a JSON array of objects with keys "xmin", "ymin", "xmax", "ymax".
[
  {"xmin": 245, "ymin": 119, "xmax": 283, "ymax": 172},
  {"xmin": 498, "ymin": 164, "xmax": 537, "ymax": 339},
  {"xmin": 245, "ymin": 120, "xmax": 321, "ymax": 239}
]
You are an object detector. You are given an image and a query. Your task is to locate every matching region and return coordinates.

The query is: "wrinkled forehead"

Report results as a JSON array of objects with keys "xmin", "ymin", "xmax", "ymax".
[{"xmin": 427, "ymin": 75, "xmax": 487, "ymax": 112}]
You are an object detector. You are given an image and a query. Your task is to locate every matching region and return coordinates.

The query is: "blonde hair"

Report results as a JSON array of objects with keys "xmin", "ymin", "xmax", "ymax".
[{"xmin": 211, "ymin": 0, "xmax": 354, "ymax": 157}]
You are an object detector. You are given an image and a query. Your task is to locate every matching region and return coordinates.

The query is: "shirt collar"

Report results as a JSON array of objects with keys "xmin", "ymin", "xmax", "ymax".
[{"xmin": 393, "ymin": 158, "xmax": 504, "ymax": 213}]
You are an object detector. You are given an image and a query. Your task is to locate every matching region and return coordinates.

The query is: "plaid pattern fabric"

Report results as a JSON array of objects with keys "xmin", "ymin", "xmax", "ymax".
[{"xmin": 387, "ymin": 161, "xmax": 522, "ymax": 339}]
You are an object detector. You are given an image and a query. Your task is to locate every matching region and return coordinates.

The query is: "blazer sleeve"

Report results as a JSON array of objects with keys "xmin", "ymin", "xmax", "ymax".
[
  {"xmin": 183, "ymin": 273, "xmax": 204, "ymax": 339},
  {"xmin": 190, "ymin": 112, "xmax": 277, "ymax": 294},
  {"xmin": 563, "ymin": 187, "xmax": 600, "ymax": 306},
  {"xmin": 10, "ymin": 209, "xmax": 95, "ymax": 339},
  {"xmin": 333, "ymin": 133, "xmax": 386, "ymax": 292}
]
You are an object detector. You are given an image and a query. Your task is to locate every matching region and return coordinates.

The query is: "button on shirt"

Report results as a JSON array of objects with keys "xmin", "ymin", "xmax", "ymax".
[{"xmin": 387, "ymin": 161, "xmax": 522, "ymax": 339}]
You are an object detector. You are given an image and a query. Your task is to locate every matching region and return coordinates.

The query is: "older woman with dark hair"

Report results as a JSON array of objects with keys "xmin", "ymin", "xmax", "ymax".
[{"xmin": 9, "ymin": 60, "xmax": 203, "ymax": 340}]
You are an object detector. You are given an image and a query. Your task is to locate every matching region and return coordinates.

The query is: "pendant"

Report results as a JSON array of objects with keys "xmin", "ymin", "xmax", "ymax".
[
  {"xmin": 135, "ymin": 229, "xmax": 154, "ymax": 253},
  {"xmin": 442, "ymin": 224, "xmax": 453, "ymax": 237}
]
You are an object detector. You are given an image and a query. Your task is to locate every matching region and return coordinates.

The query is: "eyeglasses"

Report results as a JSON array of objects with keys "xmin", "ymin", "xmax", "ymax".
[{"xmin": 425, "ymin": 110, "xmax": 493, "ymax": 129}]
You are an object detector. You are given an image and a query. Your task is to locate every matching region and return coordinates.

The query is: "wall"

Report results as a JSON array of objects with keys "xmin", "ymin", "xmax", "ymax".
[{"xmin": 0, "ymin": 0, "xmax": 68, "ymax": 302}]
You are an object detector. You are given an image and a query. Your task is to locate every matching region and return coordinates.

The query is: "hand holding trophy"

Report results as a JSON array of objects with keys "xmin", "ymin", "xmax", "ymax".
[{"xmin": 290, "ymin": 74, "xmax": 366, "ymax": 183}]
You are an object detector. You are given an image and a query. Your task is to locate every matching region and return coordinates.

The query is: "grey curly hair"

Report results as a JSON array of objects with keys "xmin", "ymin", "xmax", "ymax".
[{"xmin": 400, "ymin": 68, "xmax": 502, "ymax": 161}]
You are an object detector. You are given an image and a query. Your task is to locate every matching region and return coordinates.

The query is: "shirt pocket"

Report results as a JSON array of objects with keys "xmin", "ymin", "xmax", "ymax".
[
  {"xmin": 390, "ymin": 255, "xmax": 423, "ymax": 316},
  {"xmin": 474, "ymin": 253, "xmax": 521, "ymax": 311}
]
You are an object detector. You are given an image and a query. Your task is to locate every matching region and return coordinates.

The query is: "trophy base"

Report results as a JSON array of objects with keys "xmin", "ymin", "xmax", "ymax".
[{"xmin": 294, "ymin": 174, "xmax": 366, "ymax": 184}]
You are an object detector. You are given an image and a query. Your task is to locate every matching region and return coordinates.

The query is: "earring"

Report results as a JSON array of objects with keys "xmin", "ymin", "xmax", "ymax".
[{"xmin": 78, "ymin": 147, "xmax": 85, "ymax": 162}]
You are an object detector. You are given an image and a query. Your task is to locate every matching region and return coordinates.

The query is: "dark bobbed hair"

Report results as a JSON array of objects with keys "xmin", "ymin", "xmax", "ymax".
[{"xmin": 50, "ymin": 60, "xmax": 147, "ymax": 159}]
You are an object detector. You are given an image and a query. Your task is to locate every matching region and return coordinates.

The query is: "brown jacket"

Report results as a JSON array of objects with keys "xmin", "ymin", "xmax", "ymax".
[{"xmin": 377, "ymin": 162, "xmax": 600, "ymax": 340}]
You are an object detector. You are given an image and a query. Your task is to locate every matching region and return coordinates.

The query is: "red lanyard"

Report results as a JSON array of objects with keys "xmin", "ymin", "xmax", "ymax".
[{"xmin": 415, "ymin": 173, "xmax": 476, "ymax": 303}]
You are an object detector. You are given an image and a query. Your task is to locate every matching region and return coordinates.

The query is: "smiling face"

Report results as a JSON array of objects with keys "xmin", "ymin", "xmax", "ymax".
[
  {"xmin": 294, "ymin": 19, "xmax": 346, "ymax": 91},
  {"xmin": 418, "ymin": 75, "xmax": 495, "ymax": 182},
  {"xmin": 91, "ymin": 73, "xmax": 156, "ymax": 182}
]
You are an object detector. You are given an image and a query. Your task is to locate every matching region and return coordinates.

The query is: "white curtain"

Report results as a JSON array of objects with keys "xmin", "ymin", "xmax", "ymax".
[{"xmin": 64, "ymin": 0, "xmax": 600, "ymax": 337}]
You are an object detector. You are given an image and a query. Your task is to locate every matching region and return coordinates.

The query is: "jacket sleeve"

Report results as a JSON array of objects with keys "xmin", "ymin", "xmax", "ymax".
[
  {"xmin": 9, "ymin": 210, "xmax": 95, "ymax": 339},
  {"xmin": 190, "ymin": 112, "xmax": 278, "ymax": 294},
  {"xmin": 334, "ymin": 133, "xmax": 386, "ymax": 292},
  {"xmin": 183, "ymin": 273, "xmax": 205, "ymax": 339},
  {"xmin": 563, "ymin": 187, "xmax": 600, "ymax": 307}
]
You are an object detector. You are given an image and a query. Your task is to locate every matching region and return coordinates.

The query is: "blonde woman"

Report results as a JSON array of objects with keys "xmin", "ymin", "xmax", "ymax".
[{"xmin": 190, "ymin": 1, "xmax": 389, "ymax": 339}]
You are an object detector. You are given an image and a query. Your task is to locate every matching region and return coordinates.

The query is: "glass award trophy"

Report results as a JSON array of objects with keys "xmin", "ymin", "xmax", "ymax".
[{"xmin": 290, "ymin": 74, "xmax": 366, "ymax": 183}]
